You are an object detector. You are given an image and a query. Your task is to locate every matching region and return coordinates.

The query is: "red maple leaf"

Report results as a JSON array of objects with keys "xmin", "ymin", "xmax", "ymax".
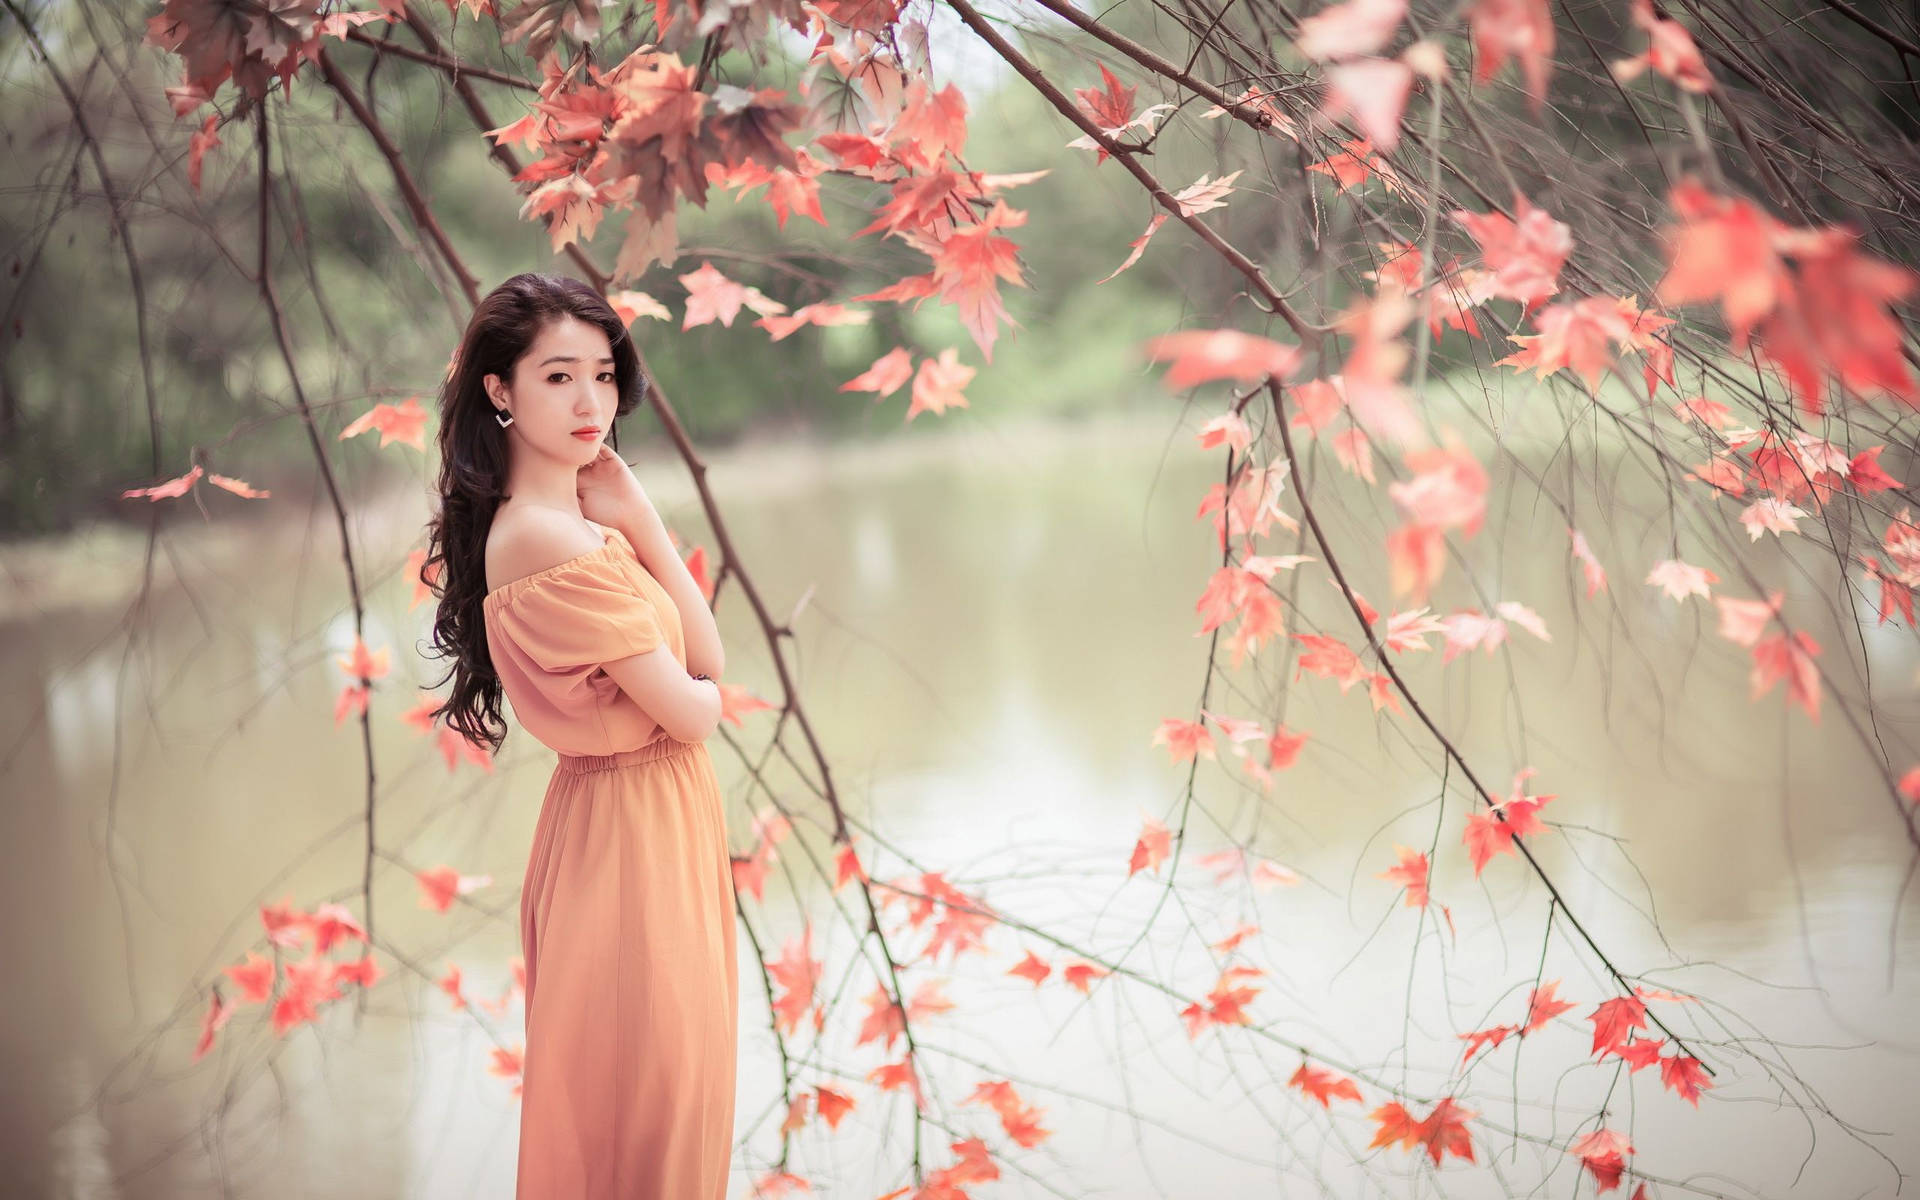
[
  {"xmin": 1128, "ymin": 816, "xmax": 1173, "ymax": 876},
  {"xmin": 1452, "ymin": 193, "xmax": 1572, "ymax": 305},
  {"xmin": 1588, "ymin": 994, "xmax": 1648, "ymax": 1055},
  {"xmin": 1523, "ymin": 978, "xmax": 1577, "ymax": 1034},
  {"xmin": 1659, "ymin": 1051, "xmax": 1712, "ymax": 1106},
  {"xmin": 1469, "ymin": 0, "xmax": 1554, "ymax": 111},
  {"xmin": 1289, "ymin": 1062, "xmax": 1364, "ymax": 1107},
  {"xmin": 1377, "ymin": 844, "xmax": 1431, "ymax": 908},
  {"xmin": 1570, "ymin": 1127, "xmax": 1636, "ymax": 1193}
]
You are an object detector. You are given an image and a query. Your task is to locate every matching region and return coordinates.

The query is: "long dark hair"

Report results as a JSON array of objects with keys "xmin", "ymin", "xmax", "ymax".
[{"xmin": 422, "ymin": 272, "xmax": 651, "ymax": 753}]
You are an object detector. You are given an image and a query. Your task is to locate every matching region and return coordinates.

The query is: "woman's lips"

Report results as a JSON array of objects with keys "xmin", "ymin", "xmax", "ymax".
[{"xmin": 571, "ymin": 429, "xmax": 600, "ymax": 440}]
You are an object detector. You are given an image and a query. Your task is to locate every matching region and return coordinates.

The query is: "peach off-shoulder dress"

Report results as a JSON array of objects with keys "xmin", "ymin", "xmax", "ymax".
[{"xmin": 482, "ymin": 523, "xmax": 737, "ymax": 1200}]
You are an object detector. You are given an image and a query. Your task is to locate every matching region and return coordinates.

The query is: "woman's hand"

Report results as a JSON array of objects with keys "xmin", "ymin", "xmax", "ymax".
[{"xmin": 576, "ymin": 444, "xmax": 653, "ymax": 529}]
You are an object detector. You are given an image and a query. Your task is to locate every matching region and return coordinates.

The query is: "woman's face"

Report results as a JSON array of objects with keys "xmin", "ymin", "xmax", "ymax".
[{"xmin": 486, "ymin": 316, "xmax": 618, "ymax": 466}]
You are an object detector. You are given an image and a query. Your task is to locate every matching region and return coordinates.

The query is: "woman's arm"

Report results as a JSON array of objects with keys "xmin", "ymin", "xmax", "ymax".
[
  {"xmin": 601, "ymin": 649, "xmax": 722, "ymax": 743},
  {"xmin": 612, "ymin": 500, "xmax": 726, "ymax": 680}
]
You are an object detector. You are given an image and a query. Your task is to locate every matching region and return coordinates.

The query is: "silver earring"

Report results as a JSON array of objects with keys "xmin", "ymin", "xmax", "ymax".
[{"xmin": 494, "ymin": 409, "xmax": 514, "ymax": 429}]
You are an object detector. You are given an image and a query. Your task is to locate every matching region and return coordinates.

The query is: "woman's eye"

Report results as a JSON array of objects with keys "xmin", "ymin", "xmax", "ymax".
[{"xmin": 598, "ymin": 372, "xmax": 614, "ymax": 382}]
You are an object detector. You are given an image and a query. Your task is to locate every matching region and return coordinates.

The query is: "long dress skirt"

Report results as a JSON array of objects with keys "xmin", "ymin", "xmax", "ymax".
[{"xmin": 515, "ymin": 736, "xmax": 738, "ymax": 1199}]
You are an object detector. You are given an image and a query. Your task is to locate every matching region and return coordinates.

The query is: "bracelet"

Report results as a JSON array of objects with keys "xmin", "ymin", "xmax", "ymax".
[{"xmin": 691, "ymin": 673, "xmax": 712, "ymax": 682}]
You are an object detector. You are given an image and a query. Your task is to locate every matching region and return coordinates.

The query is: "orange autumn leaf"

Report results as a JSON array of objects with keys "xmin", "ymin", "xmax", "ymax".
[
  {"xmin": 1523, "ymin": 978, "xmax": 1577, "ymax": 1034},
  {"xmin": 338, "ymin": 396, "xmax": 428, "ymax": 450},
  {"xmin": 812, "ymin": 1085, "xmax": 855, "ymax": 1130},
  {"xmin": 1377, "ymin": 844, "xmax": 1430, "ymax": 908},
  {"xmin": 1060, "ymin": 960, "xmax": 1109, "ymax": 993},
  {"xmin": 1569, "ymin": 1127, "xmax": 1636, "ymax": 1193},
  {"xmin": 1322, "ymin": 58, "xmax": 1414, "ymax": 151},
  {"xmin": 1127, "ymin": 815, "xmax": 1172, "ymax": 877},
  {"xmin": 1179, "ymin": 964, "xmax": 1264, "ymax": 1037},
  {"xmin": 1460, "ymin": 1022, "xmax": 1517, "ymax": 1063},
  {"xmin": 1069, "ymin": 61, "xmax": 1174, "ymax": 165},
  {"xmin": 929, "ymin": 197, "xmax": 1028, "ymax": 363},
  {"xmin": 277, "ymin": 951, "xmax": 346, "ymax": 1035},
  {"xmin": 1463, "ymin": 769, "xmax": 1556, "ymax": 874},
  {"xmin": 438, "ymin": 961, "xmax": 467, "ymax": 1011},
  {"xmin": 1646, "ymin": 558, "xmax": 1718, "ymax": 603},
  {"xmin": 1452, "ymin": 193, "xmax": 1573, "ymax": 306},
  {"xmin": 223, "ymin": 950, "xmax": 275, "ymax": 1004},
  {"xmin": 489, "ymin": 1043, "xmax": 526, "ymax": 1099},
  {"xmin": 1141, "ymin": 328, "xmax": 1303, "ymax": 390},
  {"xmin": 416, "ymin": 865, "xmax": 493, "ymax": 913},
  {"xmin": 1369, "ymin": 1096, "xmax": 1477, "ymax": 1164},
  {"xmin": 1295, "ymin": 0, "xmax": 1406, "ymax": 61},
  {"xmin": 832, "ymin": 841, "xmax": 868, "ymax": 892},
  {"xmin": 1569, "ymin": 528, "xmax": 1607, "ymax": 596},
  {"xmin": 839, "ymin": 345, "xmax": 915, "ymax": 398},
  {"xmin": 732, "ymin": 842, "xmax": 774, "ymax": 902},
  {"xmin": 305, "ymin": 902, "xmax": 366, "ymax": 953},
  {"xmin": 1469, "ymin": 0, "xmax": 1554, "ymax": 111},
  {"xmin": 1659, "ymin": 1050, "xmax": 1712, "ymax": 1106},
  {"xmin": 1007, "ymin": 949, "xmax": 1051, "ymax": 986},
  {"xmin": 193, "ymin": 988, "xmax": 233, "ymax": 1060},
  {"xmin": 854, "ymin": 983, "xmax": 906, "ymax": 1052},
  {"xmin": 1288, "ymin": 1062, "xmax": 1363, "ymax": 1107},
  {"xmin": 1613, "ymin": 0, "xmax": 1712, "ymax": 92},
  {"xmin": 905, "ymin": 346, "xmax": 974, "ymax": 421},
  {"xmin": 1306, "ymin": 137, "xmax": 1405, "ymax": 193},
  {"xmin": 767, "ymin": 923, "xmax": 822, "ymax": 1036},
  {"xmin": 259, "ymin": 896, "xmax": 309, "ymax": 948},
  {"xmin": 1655, "ymin": 178, "xmax": 1918, "ymax": 413},
  {"xmin": 1587, "ymin": 994, "xmax": 1648, "ymax": 1056},
  {"xmin": 964, "ymin": 1079, "xmax": 1052, "ymax": 1148},
  {"xmin": 121, "ymin": 464, "xmax": 204, "ymax": 500},
  {"xmin": 1150, "ymin": 717, "xmax": 1215, "ymax": 763},
  {"xmin": 717, "ymin": 681, "xmax": 773, "ymax": 726},
  {"xmin": 756, "ymin": 301, "xmax": 869, "ymax": 340}
]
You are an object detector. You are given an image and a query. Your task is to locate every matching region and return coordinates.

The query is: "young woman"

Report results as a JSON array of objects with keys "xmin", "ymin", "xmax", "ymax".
[{"xmin": 423, "ymin": 272, "xmax": 737, "ymax": 1198}]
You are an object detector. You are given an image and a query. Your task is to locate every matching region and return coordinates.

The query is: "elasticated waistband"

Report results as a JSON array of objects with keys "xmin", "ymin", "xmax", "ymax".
[{"xmin": 556, "ymin": 737, "xmax": 697, "ymax": 774}]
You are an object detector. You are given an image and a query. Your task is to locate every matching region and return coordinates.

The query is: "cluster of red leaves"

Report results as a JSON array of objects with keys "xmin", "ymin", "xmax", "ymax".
[
  {"xmin": 1288, "ymin": 1061, "xmax": 1481, "ymax": 1171},
  {"xmin": 1643, "ymin": 565, "xmax": 1826, "ymax": 719},
  {"xmin": 1290, "ymin": 0, "xmax": 1557, "ymax": 155},
  {"xmin": 1178, "ymin": 963, "xmax": 1267, "ymax": 1038},
  {"xmin": 1716, "ymin": 590, "xmax": 1823, "ymax": 721},
  {"xmin": 1861, "ymin": 508, "xmax": 1920, "ymax": 627},
  {"xmin": 202, "ymin": 896, "xmax": 379, "ymax": 1057},
  {"xmin": 1677, "ymin": 411, "xmax": 1902, "ymax": 546},
  {"xmin": 1588, "ymin": 989, "xmax": 1714, "ymax": 1107},
  {"xmin": 778, "ymin": 1080, "xmax": 856, "ymax": 1136},
  {"xmin": 871, "ymin": 1136, "xmax": 999, "ymax": 1200},
  {"xmin": 730, "ymin": 804, "xmax": 795, "ymax": 901},
  {"xmin": 1459, "ymin": 978, "xmax": 1574, "ymax": 1062},
  {"xmin": 144, "ymin": 0, "xmax": 394, "ymax": 117},
  {"xmin": 1570, "ymin": 1127, "xmax": 1640, "ymax": 1194},
  {"xmin": 478, "ymin": 46, "xmax": 804, "ymax": 256},
  {"xmin": 877, "ymin": 867, "xmax": 1002, "ymax": 965},
  {"xmin": 1371, "ymin": 1096, "xmax": 1478, "ymax": 1165},
  {"xmin": 1657, "ymin": 178, "xmax": 1919, "ymax": 414},
  {"xmin": 1463, "ymin": 769, "xmax": 1555, "ymax": 874},
  {"xmin": 963, "ymin": 1079, "xmax": 1052, "ymax": 1148}
]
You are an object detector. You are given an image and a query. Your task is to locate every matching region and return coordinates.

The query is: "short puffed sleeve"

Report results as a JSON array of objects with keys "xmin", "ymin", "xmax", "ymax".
[{"xmin": 486, "ymin": 553, "xmax": 665, "ymax": 673}]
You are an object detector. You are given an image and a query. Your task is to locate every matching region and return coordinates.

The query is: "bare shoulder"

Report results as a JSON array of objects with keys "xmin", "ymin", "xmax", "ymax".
[{"xmin": 485, "ymin": 505, "xmax": 608, "ymax": 594}]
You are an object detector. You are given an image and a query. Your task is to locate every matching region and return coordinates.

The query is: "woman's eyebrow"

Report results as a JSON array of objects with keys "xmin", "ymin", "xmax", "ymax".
[{"xmin": 538, "ymin": 355, "xmax": 617, "ymax": 365}]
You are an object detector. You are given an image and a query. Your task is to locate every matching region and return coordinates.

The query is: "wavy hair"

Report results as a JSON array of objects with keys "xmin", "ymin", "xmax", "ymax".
[{"xmin": 422, "ymin": 272, "xmax": 651, "ymax": 752}]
